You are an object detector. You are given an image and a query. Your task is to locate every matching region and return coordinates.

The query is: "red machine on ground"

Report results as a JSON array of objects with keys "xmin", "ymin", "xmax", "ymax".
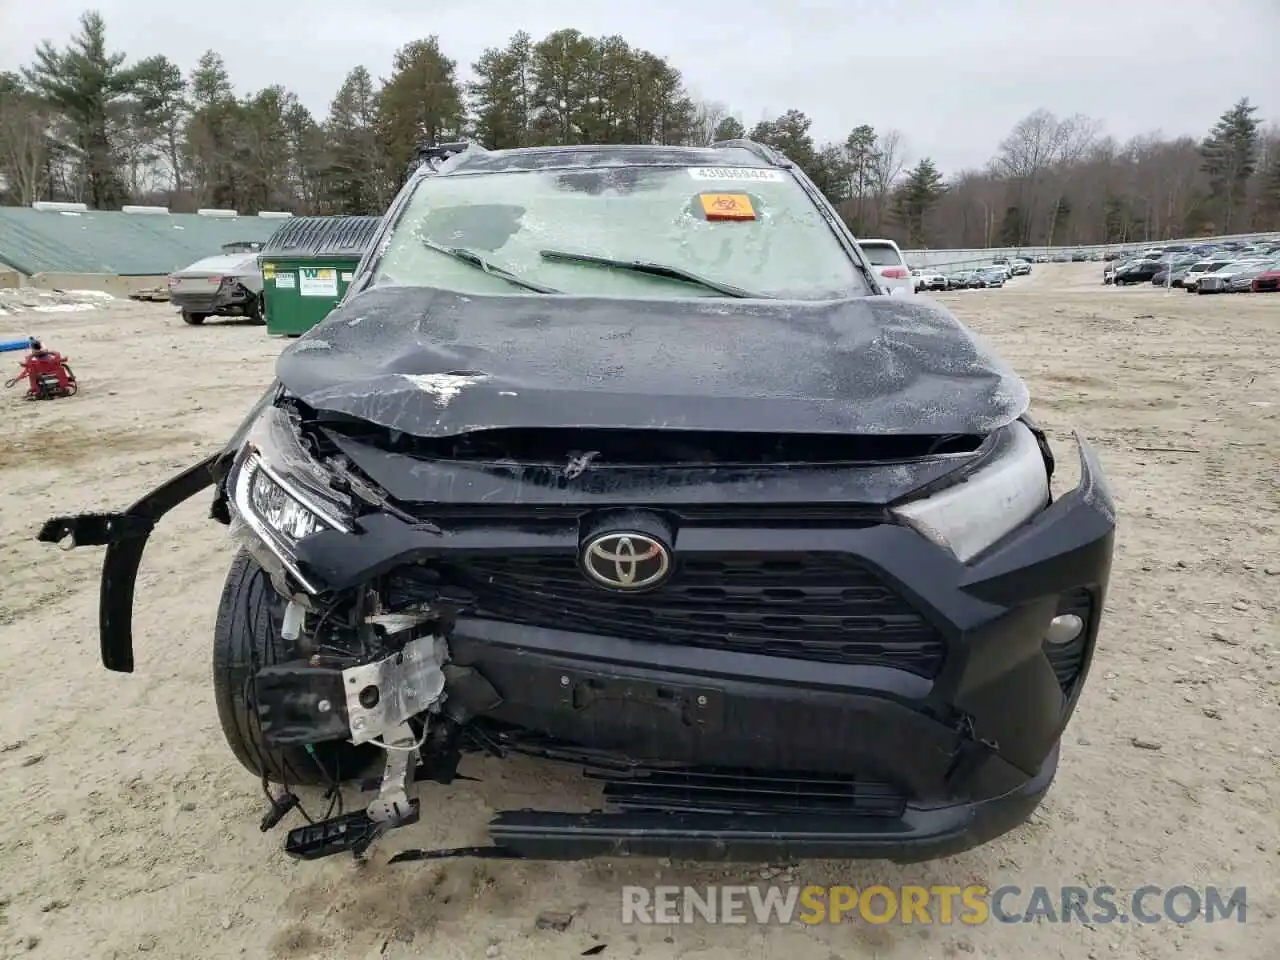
[{"xmin": 4, "ymin": 339, "xmax": 78, "ymax": 400}]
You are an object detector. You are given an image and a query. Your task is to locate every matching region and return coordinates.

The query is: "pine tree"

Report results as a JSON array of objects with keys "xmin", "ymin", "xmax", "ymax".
[
  {"xmin": 1200, "ymin": 98, "xmax": 1260, "ymax": 232},
  {"xmin": 894, "ymin": 158, "xmax": 946, "ymax": 247},
  {"xmin": 377, "ymin": 37, "xmax": 465, "ymax": 186},
  {"xmin": 131, "ymin": 55, "xmax": 187, "ymax": 193},
  {"xmin": 326, "ymin": 66, "xmax": 387, "ymax": 213},
  {"xmin": 468, "ymin": 32, "xmax": 533, "ymax": 149},
  {"xmin": 22, "ymin": 11, "xmax": 142, "ymax": 208},
  {"xmin": 749, "ymin": 109, "xmax": 817, "ymax": 168},
  {"xmin": 183, "ymin": 51, "xmax": 240, "ymax": 208},
  {"xmin": 843, "ymin": 124, "xmax": 879, "ymax": 226},
  {"xmin": 711, "ymin": 116, "xmax": 745, "ymax": 142},
  {"xmin": 999, "ymin": 206, "xmax": 1025, "ymax": 247}
]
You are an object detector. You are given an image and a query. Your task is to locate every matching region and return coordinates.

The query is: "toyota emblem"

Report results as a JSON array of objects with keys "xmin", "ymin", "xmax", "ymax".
[{"xmin": 581, "ymin": 531, "xmax": 672, "ymax": 591}]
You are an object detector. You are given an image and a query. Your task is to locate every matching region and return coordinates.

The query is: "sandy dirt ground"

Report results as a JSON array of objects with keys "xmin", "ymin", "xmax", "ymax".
[{"xmin": 0, "ymin": 265, "xmax": 1276, "ymax": 959}]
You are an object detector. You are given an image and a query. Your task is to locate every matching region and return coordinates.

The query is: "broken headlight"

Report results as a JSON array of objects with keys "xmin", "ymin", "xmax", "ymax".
[
  {"xmin": 229, "ymin": 406, "xmax": 352, "ymax": 593},
  {"xmin": 891, "ymin": 420, "xmax": 1049, "ymax": 563}
]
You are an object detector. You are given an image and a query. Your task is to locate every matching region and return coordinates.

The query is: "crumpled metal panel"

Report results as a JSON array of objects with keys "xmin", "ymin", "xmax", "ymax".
[{"xmin": 275, "ymin": 285, "xmax": 1029, "ymax": 438}]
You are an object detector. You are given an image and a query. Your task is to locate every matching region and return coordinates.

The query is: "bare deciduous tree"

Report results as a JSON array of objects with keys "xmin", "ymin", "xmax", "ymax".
[
  {"xmin": 0, "ymin": 91, "xmax": 53, "ymax": 205},
  {"xmin": 870, "ymin": 128, "xmax": 907, "ymax": 229},
  {"xmin": 689, "ymin": 98, "xmax": 730, "ymax": 147},
  {"xmin": 993, "ymin": 109, "xmax": 1074, "ymax": 243},
  {"xmin": 1042, "ymin": 113, "xmax": 1101, "ymax": 244}
]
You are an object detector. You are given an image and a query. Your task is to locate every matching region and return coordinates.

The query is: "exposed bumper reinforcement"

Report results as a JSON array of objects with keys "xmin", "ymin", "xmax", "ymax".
[{"xmin": 382, "ymin": 743, "xmax": 1056, "ymax": 865}]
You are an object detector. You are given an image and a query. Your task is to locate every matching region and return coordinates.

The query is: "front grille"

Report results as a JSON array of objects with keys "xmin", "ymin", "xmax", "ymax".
[
  {"xmin": 588, "ymin": 764, "xmax": 907, "ymax": 818},
  {"xmin": 445, "ymin": 552, "xmax": 946, "ymax": 676},
  {"xmin": 1046, "ymin": 588, "xmax": 1093, "ymax": 692}
]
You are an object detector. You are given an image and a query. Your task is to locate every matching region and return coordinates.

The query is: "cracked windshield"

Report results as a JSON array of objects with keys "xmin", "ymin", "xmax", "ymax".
[{"xmin": 374, "ymin": 165, "xmax": 867, "ymax": 299}]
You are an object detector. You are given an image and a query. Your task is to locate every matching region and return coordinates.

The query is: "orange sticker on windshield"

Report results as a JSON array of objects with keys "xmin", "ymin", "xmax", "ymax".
[{"xmin": 699, "ymin": 193, "xmax": 756, "ymax": 220}]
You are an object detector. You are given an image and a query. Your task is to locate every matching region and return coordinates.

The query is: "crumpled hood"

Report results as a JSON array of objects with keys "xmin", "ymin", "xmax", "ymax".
[{"xmin": 274, "ymin": 285, "xmax": 1028, "ymax": 437}]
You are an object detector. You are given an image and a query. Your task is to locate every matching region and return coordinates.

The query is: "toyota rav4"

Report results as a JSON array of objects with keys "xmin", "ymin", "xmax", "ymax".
[{"xmin": 40, "ymin": 140, "xmax": 1115, "ymax": 866}]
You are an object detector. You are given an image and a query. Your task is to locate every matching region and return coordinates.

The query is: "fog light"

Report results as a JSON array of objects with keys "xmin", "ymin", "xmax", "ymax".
[{"xmin": 1045, "ymin": 614, "xmax": 1084, "ymax": 646}]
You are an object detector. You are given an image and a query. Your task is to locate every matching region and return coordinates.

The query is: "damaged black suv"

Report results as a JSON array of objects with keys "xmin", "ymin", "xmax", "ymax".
[{"xmin": 41, "ymin": 139, "xmax": 1115, "ymax": 865}]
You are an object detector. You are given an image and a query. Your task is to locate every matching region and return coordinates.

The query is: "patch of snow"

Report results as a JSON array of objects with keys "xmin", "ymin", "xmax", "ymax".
[
  {"xmin": 402, "ymin": 372, "xmax": 489, "ymax": 407},
  {"xmin": 33, "ymin": 303, "xmax": 96, "ymax": 313},
  {"xmin": 0, "ymin": 288, "xmax": 116, "ymax": 315}
]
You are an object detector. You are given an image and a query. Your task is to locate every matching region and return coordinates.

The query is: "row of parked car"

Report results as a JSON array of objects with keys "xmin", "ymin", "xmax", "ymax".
[
  {"xmin": 912, "ymin": 257, "xmax": 1032, "ymax": 292},
  {"xmin": 1104, "ymin": 238, "xmax": 1280, "ymax": 293}
]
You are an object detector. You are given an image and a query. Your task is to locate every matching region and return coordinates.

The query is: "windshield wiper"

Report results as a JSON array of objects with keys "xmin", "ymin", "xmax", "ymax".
[
  {"xmin": 420, "ymin": 238, "xmax": 561, "ymax": 294},
  {"xmin": 538, "ymin": 249, "xmax": 769, "ymax": 299}
]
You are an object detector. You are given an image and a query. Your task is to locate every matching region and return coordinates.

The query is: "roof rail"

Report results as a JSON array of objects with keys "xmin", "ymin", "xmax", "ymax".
[
  {"xmin": 709, "ymin": 138, "xmax": 789, "ymax": 167},
  {"xmin": 32, "ymin": 201, "xmax": 88, "ymax": 213},
  {"xmin": 197, "ymin": 208, "xmax": 238, "ymax": 218},
  {"xmin": 257, "ymin": 210, "xmax": 293, "ymax": 218},
  {"xmin": 414, "ymin": 140, "xmax": 474, "ymax": 162},
  {"xmin": 122, "ymin": 204, "xmax": 170, "ymax": 215},
  {"xmin": 408, "ymin": 139, "xmax": 487, "ymax": 177}
]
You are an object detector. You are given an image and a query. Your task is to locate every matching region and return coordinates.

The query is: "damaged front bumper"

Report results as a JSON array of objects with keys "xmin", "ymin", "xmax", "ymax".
[
  {"xmin": 37, "ymin": 454, "xmax": 223, "ymax": 672},
  {"xmin": 38, "ymin": 413, "xmax": 1115, "ymax": 864},
  {"xmin": 390, "ymin": 437, "xmax": 1110, "ymax": 863}
]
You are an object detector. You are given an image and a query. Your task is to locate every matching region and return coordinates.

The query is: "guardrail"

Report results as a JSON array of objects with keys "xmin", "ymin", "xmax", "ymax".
[{"xmin": 900, "ymin": 231, "xmax": 1279, "ymax": 270}]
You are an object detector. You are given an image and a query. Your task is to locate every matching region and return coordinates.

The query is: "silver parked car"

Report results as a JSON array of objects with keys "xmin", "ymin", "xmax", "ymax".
[
  {"xmin": 1225, "ymin": 259, "xmax": 1280, "ymax": 293},
  {"xmin": 1197, "ymin": 260, "xmax": 1268, "ymax": 295},
  {"xmin": 167, "ymin": 251, "xmax": 266, "ymax": 325},
  {"xmin": 1181, "ymin": 259, "xmax": 1234, "ymax": 293}
]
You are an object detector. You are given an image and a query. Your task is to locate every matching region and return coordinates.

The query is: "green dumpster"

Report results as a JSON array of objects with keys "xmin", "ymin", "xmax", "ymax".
[{"xmin": 258, "ymin": 215, "xmax": 382, "ymax": 336}]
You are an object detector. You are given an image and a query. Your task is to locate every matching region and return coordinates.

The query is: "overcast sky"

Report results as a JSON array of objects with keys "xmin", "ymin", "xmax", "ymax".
[{"xmin": 2, "ymin": 0, "xmax": 1276, "ymax": 174}]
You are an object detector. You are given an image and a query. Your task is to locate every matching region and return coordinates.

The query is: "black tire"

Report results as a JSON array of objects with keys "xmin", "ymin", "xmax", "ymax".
[
  {"xmin": 182, "ymin": 311, "xmax": 208, "ymax": 325},
  {"xmin": 213, "ymin": 549, "xmax": 377, "ymax": 787},
  {"xmin": 247, "ymin": 294, "xmax": 266, "ymax": 326}
]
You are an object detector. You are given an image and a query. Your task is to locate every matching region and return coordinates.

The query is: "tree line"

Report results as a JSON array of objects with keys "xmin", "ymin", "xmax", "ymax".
[{"xmin": 1, "ymin": 10, "xmax": 1277, "ymax": 249}]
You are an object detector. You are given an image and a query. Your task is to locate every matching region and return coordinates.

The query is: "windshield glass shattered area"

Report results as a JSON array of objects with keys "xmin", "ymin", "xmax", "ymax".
[{"xmin": 373, "ymin": 165, "xmax": 867, "ymax": 300}]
